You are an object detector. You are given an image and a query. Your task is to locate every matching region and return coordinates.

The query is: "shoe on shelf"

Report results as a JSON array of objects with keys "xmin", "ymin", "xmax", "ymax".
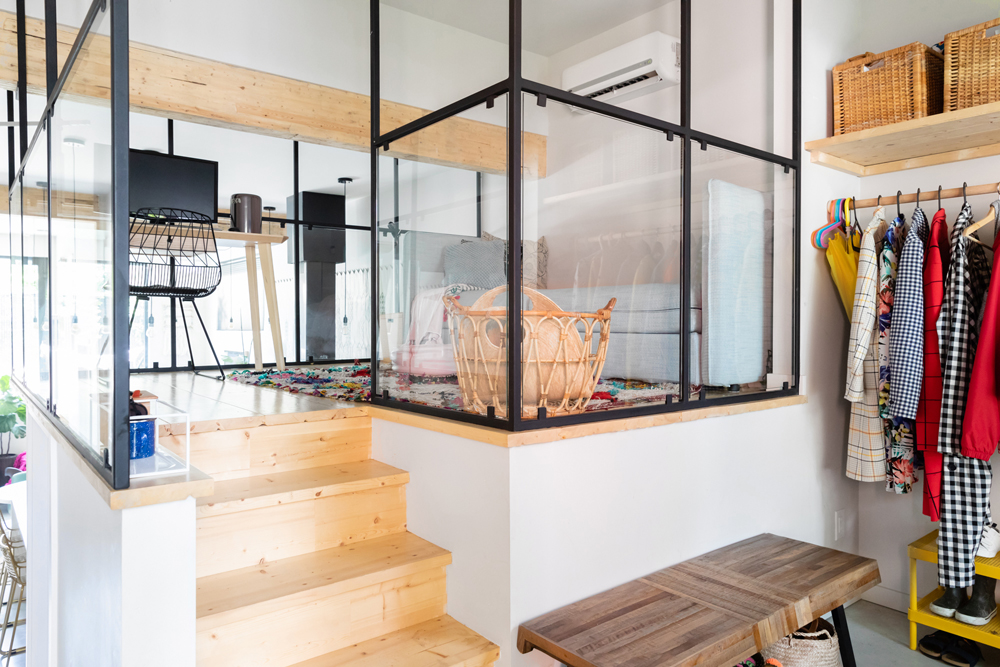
[
  {"xmin": 931, "ymin": 587, "xmax": 969, "ymax": 618},
  {"xmin": 955, "ymin": 574, "xmax": 998, "ymax": 626},
  {"xmin": 979, "ymin": 524, "xmax": 1000, "ymax": 559},
  {"xmin": 941, "ymin": 637, "xmax": 984, "ymax": 667}
]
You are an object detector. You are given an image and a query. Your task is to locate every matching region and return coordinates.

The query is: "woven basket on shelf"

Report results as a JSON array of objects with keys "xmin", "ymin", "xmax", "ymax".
[
  {"xmin": 832, "ymin": 42, "xmax": 944, "ymax": 135},
  {"xmin": 945, "ymin": 18, "xmax": 1000, "ymax": 111},
  {"xmin": 442, "ymin": 286, "xmax": 615, "ymax": 420},
  {"xmin": 760, "ymin": 618, "xmax": 841, "ymax": 667}
]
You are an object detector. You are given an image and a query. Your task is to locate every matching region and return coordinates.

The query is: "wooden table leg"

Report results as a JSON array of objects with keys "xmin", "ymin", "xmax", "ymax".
[
  {"xmin": 245, "ymin": 244, "xmax": 263, "ymax": 372},
  {"xmin": 831, "ymin": 604, "xmax": 856, "ymax": 667},
  {"xmin": 258, "ymin": 242, "xmax": 285, "ymax": 371}
]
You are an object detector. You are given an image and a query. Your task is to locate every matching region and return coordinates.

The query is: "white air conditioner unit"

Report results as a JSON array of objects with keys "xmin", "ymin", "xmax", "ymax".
[{"xmin": 562, "ymin": 32, "xmax": 681, "ymax": 109}]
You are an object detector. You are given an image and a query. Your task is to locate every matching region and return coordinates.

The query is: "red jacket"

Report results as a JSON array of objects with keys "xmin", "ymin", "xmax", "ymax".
[
  {"xmin": 962, "ymin": 232, "xmax": 1000, "ymax": 460},
  {"xmin": 917, "ymin": 209, "xmax": 949, "ymax": 522},
  {"xmin": 916, "ymin": 210, "xmax": 950, "ymax": 451}
]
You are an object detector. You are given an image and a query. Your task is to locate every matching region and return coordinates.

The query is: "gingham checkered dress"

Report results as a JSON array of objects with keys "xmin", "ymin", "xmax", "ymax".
[
  {"xmin": 845, "ymin": 209, "xmax": 888, "ymax": 482},
  {"xmin": 889, "ymin": 206, "xmax": 928, "ymax": 420},
  {"xmin": 936, "ymin": 201, "xmax": 993, "ymax": 589}
]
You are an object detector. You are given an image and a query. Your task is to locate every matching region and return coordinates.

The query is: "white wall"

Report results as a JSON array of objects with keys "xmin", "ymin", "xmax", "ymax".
[
  {"xmin": 371, "ymin": 420, "xmax": 513, "ymax": 665},
  {"xmin": 26, "ymin": 410, "xmax": 197, "ymax": 667}
]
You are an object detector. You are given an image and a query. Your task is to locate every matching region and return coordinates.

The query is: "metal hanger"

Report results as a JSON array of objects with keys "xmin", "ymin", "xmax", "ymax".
[
  {"xmin": 964, "ymin": 182, "xmax": 968, "ymax": 206},
  {"xmin": 938, "ymin": 185, "xmax": 943, "ymax": 210},
  {"xmin": 896, "ymin": 190, "xmax": 902, "ymax": 221},
  {"xmin": 915, "ymin": 188, "xmax": 921, "ymax": 213},
  {"xmin": 964, "ymin": 181, "xmax": 1000, "ymax": 242}
]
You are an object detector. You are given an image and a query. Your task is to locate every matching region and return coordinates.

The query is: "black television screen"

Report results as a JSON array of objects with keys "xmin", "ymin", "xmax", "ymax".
[{"xmin": 129, "ymin": 150, "xmax": 219, "ymax": 223}]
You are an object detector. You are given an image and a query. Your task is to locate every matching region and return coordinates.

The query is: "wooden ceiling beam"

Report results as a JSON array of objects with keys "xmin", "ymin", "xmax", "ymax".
[{"xmin": 0, "ymin": 12, "xmax": 545, "ymax": 177}]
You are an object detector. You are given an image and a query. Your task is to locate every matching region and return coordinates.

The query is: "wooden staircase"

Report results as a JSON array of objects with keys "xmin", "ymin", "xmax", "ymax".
[{"xmin": 185, "ymin": 412, "xmax": 499, "ymax": 667}]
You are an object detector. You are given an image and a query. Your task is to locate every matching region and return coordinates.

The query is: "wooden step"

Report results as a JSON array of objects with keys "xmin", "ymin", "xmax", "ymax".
[
  {"xmin": 197, "ymin": 461, "xmax": 409, "ymax": 519},
  {"xmin": 289, "ymin": 615, "xmax": 499, "ymax": 667},
  {"xmin": 164, "ymin": 414, "xmax": 372, "ymax": 481},
  {"xmin": 197, "ymin": 532, "xmax": 451, "ymax": 667},
  {"xmin": 197, "ymin": 479, "xmax": 408, "ymax": 578}
]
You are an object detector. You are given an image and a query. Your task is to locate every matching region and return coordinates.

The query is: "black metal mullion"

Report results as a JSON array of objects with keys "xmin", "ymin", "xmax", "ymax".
[
  {"xmin": 5, "ymin": 91, "xmax": 12, "ymax": 375},
  {"xmin": 369, "ymin": 0, "xmax": 380, "ymax": 400},
  {"xmin": 110, "ymin": 0, "xmax": 130, "ymax": 489},
  {"xmin": 506, "ymin": 0, "xmax": 522, "ymax": 430},
  {"xmin": 168, "ymin": 118, "xmax": 177, "ymax": 370},
  {"xmin": 293, "ymin": 140, "xmax": 301, "ymax": 363},
  {"xmin": 44, "ymin": 0, "xmax": 57, "ymax": 96},
  {"xmin": 679, "ymin": 0, "xmax": 691, "ymax": 403},
  {"xmin": 44, "ymin": 115, "xmax": 52, "ymax": 412},
  {"xmin": 376, "ymin": 81, "xmax": 509, "ymax": 147},
  {"xmin": 15, "ymin": 0, "xmax": 26, "ymax": 162},
  {"xmin": 6, "ymin": 92, "xmax": 13, "ymax": 190},
  {"xmin": 791, "ymin": 0, "xmax": 802, "ymax": 387}
]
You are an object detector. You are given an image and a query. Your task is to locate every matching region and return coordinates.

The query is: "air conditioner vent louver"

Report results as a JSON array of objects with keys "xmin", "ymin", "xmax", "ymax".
[{"xmin": 563, "ymin": 32, "xmax": 680, "ymax": 109}]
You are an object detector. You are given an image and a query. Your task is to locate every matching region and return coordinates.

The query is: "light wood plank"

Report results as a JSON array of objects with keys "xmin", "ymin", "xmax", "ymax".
[
  {"xmin": 161, "ymin": 416, "xmax": 372, "ymax": 481},
  {"xmin": 197, "ymin": 460, "xmax": 409, "ymax": 519},
  {"xmin": 196, "ymin": 484, "xmax": 407, "ymax": 578},
  {"xmin": 805, "ymin": 101, "xmax": 1000, "ymax": 176},
  {"xmin": 198, "ymin": 566, "xmax": 447, "ymax": 667},
  {"xmin": 0, "ymin": 12, "xmax": 546, "ymax": 176},
  {"xmin": 290, "ymin": 615, "xmax": 499, "ymax": 667},
  {"xmin": 257, "ymin": 243, "xmax": 286, "ymax": 371}
]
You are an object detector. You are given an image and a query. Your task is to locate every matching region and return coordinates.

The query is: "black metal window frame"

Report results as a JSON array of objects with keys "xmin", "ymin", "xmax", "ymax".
[
  {"xmin": 369, "ymin": 0, "xmax": 802, "ymax": 432},
  {"xmin": 8, "ymin": 0, "xmax": 132, "ymax": 488}
]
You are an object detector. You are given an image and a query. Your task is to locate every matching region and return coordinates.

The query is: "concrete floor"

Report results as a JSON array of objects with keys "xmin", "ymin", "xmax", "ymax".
[{"xmin": 849, "ymin": 599, "xmax": 1000, "ymax": 666}]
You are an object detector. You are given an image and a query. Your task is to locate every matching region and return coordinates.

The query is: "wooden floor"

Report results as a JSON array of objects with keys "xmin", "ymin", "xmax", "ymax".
[{"xmin": 130, "ymin": 371, "xmax": 351, "ymax": 423}]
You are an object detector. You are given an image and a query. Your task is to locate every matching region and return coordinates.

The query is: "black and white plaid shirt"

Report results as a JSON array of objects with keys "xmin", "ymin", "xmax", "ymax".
[
  {"xmin": 889, "ymin": 207, "xmax": 929, "ymax": 420},
  {"xmin": 937, "ymin": 202, "xmax": 992, "ymax": 455}
]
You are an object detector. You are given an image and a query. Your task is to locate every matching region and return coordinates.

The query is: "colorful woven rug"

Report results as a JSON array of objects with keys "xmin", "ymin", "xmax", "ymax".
[{"xmin": 228, "ymin": 364, "xmax": 682, "ymax": 412}]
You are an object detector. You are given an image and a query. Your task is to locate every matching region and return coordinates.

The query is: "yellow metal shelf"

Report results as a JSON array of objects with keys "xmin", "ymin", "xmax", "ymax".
[{"xmin": 908, "ymin": 530, "xmax": 1000, "ymax": 651}]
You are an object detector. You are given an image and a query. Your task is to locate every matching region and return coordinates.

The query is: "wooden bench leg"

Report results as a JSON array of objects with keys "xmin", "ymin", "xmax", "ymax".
[{"xmin": 831, "ymin": 604, "xmax": 856, "ymax": 667}]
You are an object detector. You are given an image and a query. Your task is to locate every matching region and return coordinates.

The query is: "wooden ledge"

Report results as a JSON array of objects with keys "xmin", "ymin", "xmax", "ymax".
[
  {"xmin": 23, "ymin": 390, "xmax": 214, "ymax": 511},
  {"xmin": 367, "ymin": 394, "xmax": 807, "ymax": 447},
  {"xmin": 158, "ymin": 404, "xmax": 369, "ymax": 437}
]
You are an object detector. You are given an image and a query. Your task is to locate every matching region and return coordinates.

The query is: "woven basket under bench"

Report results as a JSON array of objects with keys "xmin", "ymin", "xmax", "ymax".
[
  {"xmin": 945, "ymin": 18, "xmax": 1000, "ymax": 111},
  {"xmin": 832, "ymin": 42, "xmax": 944, "ymax": 135}
]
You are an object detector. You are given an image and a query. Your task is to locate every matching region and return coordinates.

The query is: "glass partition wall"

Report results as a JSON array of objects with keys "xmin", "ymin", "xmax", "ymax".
[
  {"xmin": 9, "ymin": 0, "xmax": 131, "ymax": 487},
  {"xmin": 371, "ymin": 0, "xmax": 801, "ymax": 430}
]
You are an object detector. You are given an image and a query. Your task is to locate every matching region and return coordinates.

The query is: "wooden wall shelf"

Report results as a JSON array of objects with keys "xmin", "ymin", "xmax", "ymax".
[{"xmin": 805, "ymin": 101, "xmax": 1000, "ymax": 176}]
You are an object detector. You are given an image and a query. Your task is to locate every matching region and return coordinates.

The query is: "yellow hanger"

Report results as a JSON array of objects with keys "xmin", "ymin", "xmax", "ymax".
[{"xmin": 962, "ymin": 181, "xmax": 1000, "ymax": 247}]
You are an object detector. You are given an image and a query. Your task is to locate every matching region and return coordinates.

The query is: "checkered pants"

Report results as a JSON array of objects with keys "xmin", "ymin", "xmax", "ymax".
[{"xmin": 938, "ymin": 453, "xmax": 993, "ymax": 588}]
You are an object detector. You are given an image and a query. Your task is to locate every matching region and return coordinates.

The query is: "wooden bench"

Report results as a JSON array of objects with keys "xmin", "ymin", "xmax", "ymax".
[{"xmin": 517, "ymin": 534, "xmax": 880, "ymax": 667}]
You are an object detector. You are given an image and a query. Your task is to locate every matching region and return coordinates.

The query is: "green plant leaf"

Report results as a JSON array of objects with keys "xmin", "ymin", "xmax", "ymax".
[
  {"xmin": 0, "ymin": 414, "xmax": 14, "ymax": 433},
  {"xmin": 0, "ymin": 376, "xmax": 9, "ymax": 392},
  {"xmin": 15, "ymin": 405, "xmax": 25, "ymax": 422},
  {"xmin": 11, "ymin": 424, "xmax": 24, "ymax": 439},
  {"xmin": 0, "ymin": 400, "xmax": 17, "ymax": 416}
]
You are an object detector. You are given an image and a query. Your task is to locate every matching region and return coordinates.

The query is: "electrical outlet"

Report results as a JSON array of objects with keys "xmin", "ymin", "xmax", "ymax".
[{"xmin": 834, "ymin": 509, "xmax": 846, "ymax": 541}]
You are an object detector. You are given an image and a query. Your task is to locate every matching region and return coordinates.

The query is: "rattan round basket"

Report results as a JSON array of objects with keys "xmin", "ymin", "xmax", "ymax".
[{"xmin": 443, "ymin": 286, "xmax": 616, "ymax": 419}]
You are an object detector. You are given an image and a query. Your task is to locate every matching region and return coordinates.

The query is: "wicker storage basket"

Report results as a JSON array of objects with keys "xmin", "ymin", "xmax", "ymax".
[
  {"xmin": 443, "ymin": 286, "xmax": 615, "ymax": 419},
  {"xmin": 945, "ymin": 18, "xmax": 1000, "ymax": 111},
  {"xmin": 832, "ymin": 43, "xmax": 944, "ymax": 135},
  {"xmin": 760, "ymin": 618, "xmax": 841, "ymax": 667}
]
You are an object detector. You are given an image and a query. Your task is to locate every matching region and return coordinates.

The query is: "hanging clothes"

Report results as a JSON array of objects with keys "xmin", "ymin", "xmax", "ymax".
[
  {"xmin": 937, "ymin": 201, "xmax": 991, "ymax": 456},
  {"xmin": 917, "ymin": 209, "xmax": 950, "ymax": 521},
  {"xmin": 826, "ymin": 231, "xmax": 858, "ymax": 317},
  {"xmin": 889, "ymin": 205, "xmax": 929, "ymax": 421},
  {"xmin": 878, "ymin": 214, "xmax": 917, "ymax": 494},
  {"xmin": 845, "ymin": 208, "xmax": 889, "ymax": 482},
  {"xmin": 963, "ymin": 199, "xmax": 1000, "ymax": 460},
  {"xmin": 936, "ymin": 201, "xmax": 993, "ymax": 590}
]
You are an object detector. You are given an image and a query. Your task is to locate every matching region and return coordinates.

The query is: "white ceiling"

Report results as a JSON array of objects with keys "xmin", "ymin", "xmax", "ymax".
[{"xmin": 381, "ymin": 0, "xmax": 674, "ymax": 56}]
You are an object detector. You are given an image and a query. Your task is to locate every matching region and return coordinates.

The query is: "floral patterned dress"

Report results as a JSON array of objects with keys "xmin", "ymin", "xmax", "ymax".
[{"xmin": 879, "ymin": 216, "xmax": 917, "ymax": 494}]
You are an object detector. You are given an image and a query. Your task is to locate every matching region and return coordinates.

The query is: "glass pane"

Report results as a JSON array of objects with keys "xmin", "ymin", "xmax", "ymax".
[
  {"xmin": 521, "ymin": 93, "xmax": 683, "ymax": 420},
  {"xmin": 49, "ymin": 7, "xmax": 113, "ymax": 455},
  {"xmin": 379, "ymin": 0, "xmax": 507, "ymax": 134},
  {"xmin": 376, "ymin": 95, "xmax": 507, "ymax": 418},
  {"xmin": 10, "ymin": 180, "xmax": 23, "ymax": 380},
  {"xmin": 22, "ymin": 123, "xmax": 48, "ymax": 400},
  {"xmin": 130, "ymin": 112, "xmax": 168, "ymax": 153},
  {"xmin": 689, "ymin": 144, "xmax": 794, "ymax": 401},
  {"xmin": 692, "ymin": 0, "xmax": 793, "ymax": 157},
  {"xmin": 0, "ymin": 177, "xmax": 11, "ymax": 375},
  {"xmin": 523, "ymin": 0, "xmax": 681, "ymax": 126}
]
